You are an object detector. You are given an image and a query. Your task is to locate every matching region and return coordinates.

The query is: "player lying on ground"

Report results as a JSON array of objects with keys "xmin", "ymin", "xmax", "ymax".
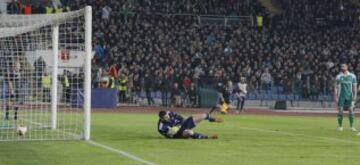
[
  {"xmin": 157, "ymin": 110, "xmax": 223, "ymax": 139},
  {"xmin": 334, "ymin": 63, "xmax": 357, "ymax": 132}
]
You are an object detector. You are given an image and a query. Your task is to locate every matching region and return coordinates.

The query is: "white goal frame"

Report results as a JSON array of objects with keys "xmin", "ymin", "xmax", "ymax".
[
  {"xmin": 50, "ymin": 6, "xmax": 92, "ymax": 141},
  {"xmin": 0, "ymin": 6, "xmax": 92, "ymax": 141}
]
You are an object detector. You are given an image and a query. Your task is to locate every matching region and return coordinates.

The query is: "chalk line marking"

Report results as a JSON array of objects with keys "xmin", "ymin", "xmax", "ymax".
[
  {"xmin": 87, "ymin": 140, "xmax": 158, "ymax": 165},
  {"xmin": 26, "ymin": 120, "xmax": 157, "ymax": 164}
]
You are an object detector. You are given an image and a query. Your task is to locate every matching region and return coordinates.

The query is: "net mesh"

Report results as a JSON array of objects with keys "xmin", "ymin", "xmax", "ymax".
[{"xmin": 0, "ymin": 9, "xmax": 88, "ymax": 141}]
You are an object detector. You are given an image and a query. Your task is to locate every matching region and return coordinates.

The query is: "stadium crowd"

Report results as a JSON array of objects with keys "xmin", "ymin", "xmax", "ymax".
[
  {"xmin": 4, "ymin": 0, "xmax": 360, "ymax": 107},
  {"xmin": 272, "ymin": 0, "xmax": 360, "ymax": 29}
]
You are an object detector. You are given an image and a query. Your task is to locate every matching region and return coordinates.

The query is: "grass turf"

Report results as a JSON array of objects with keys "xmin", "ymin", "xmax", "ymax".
[{"xmin": 0, "ymin": 112, "xmax": 359, "ymax": 165}]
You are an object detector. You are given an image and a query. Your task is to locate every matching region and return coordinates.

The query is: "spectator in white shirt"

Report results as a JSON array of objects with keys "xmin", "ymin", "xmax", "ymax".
[
  {"xmin": 261, "ymin": 68, "xmax": 272, "ymax": 91},
  {"xmin": 234, "ymin": 77, "xmax": 247, "ymax": 113}
]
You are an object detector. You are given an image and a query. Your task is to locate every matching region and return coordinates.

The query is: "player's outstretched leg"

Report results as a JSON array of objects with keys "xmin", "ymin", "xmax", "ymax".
[
  {"xmin": 209, "ymin": 106, "xmax": 217, "ymax": 114},
  {"xmin": 209, "ymin": 105, "xmax": 229, "ymax": 115},
  {"xmin": 337, "ymin": 108, "xmax": 344, "ymax": 131},
  {"xmin": 182, "ymin": 130, "xmax": 218, "ymax": 139},
  {"xmin": 192, "ymin": 113, "xmax": 223, "ymax": 124}
]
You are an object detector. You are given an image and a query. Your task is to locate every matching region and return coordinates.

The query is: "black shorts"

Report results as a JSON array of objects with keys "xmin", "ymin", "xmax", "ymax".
[
  {"xmin": 5, "ymin": 92, "xmax": 20, "ymax": 103},
  {"xmin": 174, "ymin": 117, "xmax": 196, "ymax": 138},
  {"xmin": 6, "ymin": 79, "xmax": 21, "ymax": 102}
]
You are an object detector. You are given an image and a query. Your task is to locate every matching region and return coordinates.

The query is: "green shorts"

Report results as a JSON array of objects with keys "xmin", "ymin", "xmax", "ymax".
[{"xmin": 338, "ymin": 96, "xmax": 353, "ymax": 108}]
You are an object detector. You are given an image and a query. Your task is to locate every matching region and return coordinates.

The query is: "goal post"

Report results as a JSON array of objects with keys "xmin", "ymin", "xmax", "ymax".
[
  {"xmin": 0, "ymin": 6, "xmax": 92, "ymax": 141},
  {"xmin": 51, "ymin": 24, "xmax": 59, "ymax": 131},
  {"xmin": 84, "ymin": 6, "xmax": 92, "ymax": 141}
]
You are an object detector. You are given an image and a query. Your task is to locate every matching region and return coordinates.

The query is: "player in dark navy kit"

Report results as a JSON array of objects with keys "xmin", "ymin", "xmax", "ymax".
[
  {"xmin": 212, "ymin": 81, "xmax": 233, "ymax": 114},
  {"xmin": 4, "ymin": 57, "xmax": 21, "ymax": 120},
  {"xmin": 157, "ymin": 110, "xmax": 223, "ymax": 139}
]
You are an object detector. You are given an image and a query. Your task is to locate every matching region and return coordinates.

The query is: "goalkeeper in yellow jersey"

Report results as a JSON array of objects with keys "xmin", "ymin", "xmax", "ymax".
[{"xmin": 157, "ymin": 110, "xmax": 223, "ymax": 139}]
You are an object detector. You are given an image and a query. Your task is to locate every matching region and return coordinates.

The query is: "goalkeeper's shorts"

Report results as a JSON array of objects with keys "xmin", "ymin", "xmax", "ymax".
[{"xmin": 173, "ymin": 117, "xmax": 196, "ymax": 138}]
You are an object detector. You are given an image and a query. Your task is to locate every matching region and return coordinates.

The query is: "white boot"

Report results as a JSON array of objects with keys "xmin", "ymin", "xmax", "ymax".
[{"xmin": 350, "ymin": 127, "xmax": 358, "ymax": 132}]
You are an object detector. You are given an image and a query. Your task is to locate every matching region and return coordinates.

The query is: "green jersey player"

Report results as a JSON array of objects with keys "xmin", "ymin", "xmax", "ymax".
[{"xmin": 334, "ymin": 64, "xmax": 357, "ymax": 132}]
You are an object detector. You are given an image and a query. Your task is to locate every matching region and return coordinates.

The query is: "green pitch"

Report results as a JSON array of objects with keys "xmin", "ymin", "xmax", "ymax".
[{"xmin": 0, "ymin": 112, "xmax": 359, "ymax": 165}]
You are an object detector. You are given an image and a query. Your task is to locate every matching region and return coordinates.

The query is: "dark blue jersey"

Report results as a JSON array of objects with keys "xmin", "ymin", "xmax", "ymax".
[
  {"xmin": 157, "ymin": 111, "xmax": 184, "ymax": 138},
  {"xmin": 216, "ymin": 83, "xmax": 231, "ymax": 104},
  {"xmin": 220, "ymin": 87, "xmax": 231, "ymax": 104}
]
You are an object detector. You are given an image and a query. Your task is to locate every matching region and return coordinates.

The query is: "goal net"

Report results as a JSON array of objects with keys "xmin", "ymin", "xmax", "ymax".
[{"xmin": 0, "ymin": 7, "xmax": 92, "ymax": 141}]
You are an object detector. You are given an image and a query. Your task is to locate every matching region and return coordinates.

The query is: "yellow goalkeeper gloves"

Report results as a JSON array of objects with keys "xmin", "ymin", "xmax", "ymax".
[{"xmin": 167, "ymin": 126, "xmax": 180, "ymax": 137}]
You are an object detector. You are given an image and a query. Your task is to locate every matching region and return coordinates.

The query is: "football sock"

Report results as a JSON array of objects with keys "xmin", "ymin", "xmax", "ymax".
[
  {"xmin": 14, "ymin": 107, "xmax": 18, "ymax": 120},
  {"xmin": 337, "ymin": 112, "xmax": 343, "ymax": 127},
  {"xmin": 349, "ymin": 111, "xmax": 355, "ymax": 128},
  {"xmin": 5, "ymin": 105, "xmax": 9, "ymax": 120},
  {"xmin": 191, "ymin": 133, "xmax": 208, "ymax": 139}
]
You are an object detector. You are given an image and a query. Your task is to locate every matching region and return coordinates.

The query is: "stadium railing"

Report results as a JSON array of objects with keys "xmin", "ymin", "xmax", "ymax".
[{"xmin": 110, "ymin": 11, "xmax": 254, "ymax": 26}]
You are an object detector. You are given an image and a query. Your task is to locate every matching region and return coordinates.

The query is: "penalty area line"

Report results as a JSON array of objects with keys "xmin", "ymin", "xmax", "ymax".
[{"xmin": 87, "ymin": 140, "xmax": 158, "ymax": 165}]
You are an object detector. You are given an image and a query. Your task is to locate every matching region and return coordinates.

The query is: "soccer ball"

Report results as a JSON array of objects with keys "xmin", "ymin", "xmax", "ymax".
[{"xmin": 16, "ymin": 125, "xmax": 27, "ymax": 136}]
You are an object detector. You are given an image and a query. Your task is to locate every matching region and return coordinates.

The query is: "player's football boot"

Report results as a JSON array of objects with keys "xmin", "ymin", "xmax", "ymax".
[
  {"xmin": 350, "ymin": 127, "xmax": 357, "ymax": 132},
  {"xmin": 209, "ymin": 134, "xmax": 219, "ymax": 139}
]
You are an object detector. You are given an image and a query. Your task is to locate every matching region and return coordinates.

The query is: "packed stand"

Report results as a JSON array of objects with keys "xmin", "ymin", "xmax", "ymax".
[
  {"xmin": 5, "ymin": 0, "xmax": 360, "ymax": 107},
  {"xmin": 271, "ymin": 0, "xmax": 360, "ymax": 29},
  {"xmin": 134, "ymin": 0, "xmax": 265, "ymax": 16},
  {"xmin": 73, "ymin": 0, "xmax": 360, "ymax": 105}
]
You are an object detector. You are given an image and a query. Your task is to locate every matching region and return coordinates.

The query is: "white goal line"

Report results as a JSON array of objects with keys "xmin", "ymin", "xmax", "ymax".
[{"xmin": 25, "ymin": 120, "xmax": 157, "ymax": 165}]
